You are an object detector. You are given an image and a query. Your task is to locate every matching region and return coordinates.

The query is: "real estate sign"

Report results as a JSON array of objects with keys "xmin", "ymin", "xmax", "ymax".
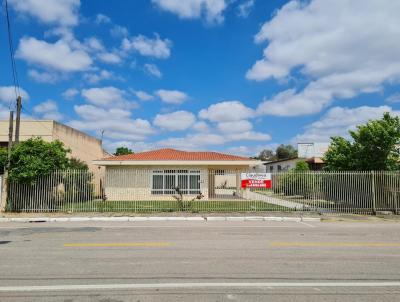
[{"xmin": 240, "ymin": 173, "xmax": 272, "ymax": 189}]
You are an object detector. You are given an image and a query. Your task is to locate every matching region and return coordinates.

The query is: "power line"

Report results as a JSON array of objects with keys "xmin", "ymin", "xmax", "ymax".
[{"xmin": 3, "ymin": 0, "xmax": 20, "ymax": 107}]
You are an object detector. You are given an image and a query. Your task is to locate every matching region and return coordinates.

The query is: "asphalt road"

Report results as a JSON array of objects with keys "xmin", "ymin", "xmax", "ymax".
[{"xmin": 0, "ymin": 219, "xmax": 400, "ymax": 301}]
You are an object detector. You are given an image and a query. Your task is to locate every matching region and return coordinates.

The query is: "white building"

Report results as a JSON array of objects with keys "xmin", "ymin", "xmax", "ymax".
[{"xmin": 264, "ymin": 142, "xmax": 329, "ymax": 172}]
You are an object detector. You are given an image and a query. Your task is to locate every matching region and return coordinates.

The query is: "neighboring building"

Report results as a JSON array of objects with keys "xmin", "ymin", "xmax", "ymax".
[
  {"xmin": 93, "ymin": 148, "xmax": 259, "ymax": 201},
  {"xmin": 264, "ymin": 142, "xmax": 330, "ymax": 172},
  {"xmin": 297, "ymin": 142, "xmax": 329, "ymax": 158},
  {"xmin": 264, "ymin": 157, "xmax": 302, "ymax": 173},
  {"xmin": 0, "ymin": 120, "xmax": 109, "ymax": 183}
]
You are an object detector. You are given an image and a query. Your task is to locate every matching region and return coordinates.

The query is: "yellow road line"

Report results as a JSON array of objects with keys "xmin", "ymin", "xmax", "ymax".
[
  {"xmin": 64, "ymin": 242, "xmax": 171, "ymax": 247},
  {"xmin": 271, "ymin": 242, "xmax": 400, "ymax": 247}
]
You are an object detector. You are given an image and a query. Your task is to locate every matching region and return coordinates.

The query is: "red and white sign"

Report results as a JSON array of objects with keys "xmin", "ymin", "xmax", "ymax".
[{"xmin": 241, "ymin": 173, "xmax": 272, "ymax": 189}]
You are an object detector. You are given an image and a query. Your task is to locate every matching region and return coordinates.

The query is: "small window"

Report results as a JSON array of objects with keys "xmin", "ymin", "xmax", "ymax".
[
  {"xmin": 269, "ymin": 166, "xmax": 274, "ymax": 172},
  {"xmin": 277, "ymin": 165, "xmax": 282, "ymax": 171}
]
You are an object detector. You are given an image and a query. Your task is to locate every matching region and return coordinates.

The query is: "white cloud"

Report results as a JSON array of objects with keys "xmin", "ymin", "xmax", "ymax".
[
  {"xmin": 156, "ymin": 130, "xmax": 270, "ymax": 150},
  {"xmin": 9, "ymin": 0, "xmax": 80, "ymax": 26},
  {"xmin": 102, "ymin": 140, "xmax": 153, "ymax": 153},
  {"xmin": 83, "ymin": 70, "xmax": 120, "ymax": 84},
  {"xmin": 144, "ymin": 63, "xmax": 162, "ymax": 78},
  {"xmin": 228, "ymin": 131, "xmax": 270, "ymax": 141},
  {"xmin": 85, "ymin": 37, "xmax": 105, "ymax": 52},
  {"xmin": 110, "ymin": 25, "xmax": 129, "ymax": 38},
  {"xmin": 227, "ymin": 143, "xmax": 280, "ymax": 157},
  {"xmin": 81, "ymin": 86, "xmax": 137, "ymax": 109},
  {"xmin": 152, "ymin": 0, "xmax": 227, "ymax": 24},
  {"xmin": 69, "ymin": 104, "xmax": 153, "ymax": 141},
  {"xmin": 0, "ymin": 104, "xmax": 9, "ymax": 119},
  {"xmin": 16, "ymin": 37, "xmax": 92, "ymax": 72},
  {"xmin": 217, "ymin": 120, "xmax": 252, "ymax": 134},
  {"xmin": 0, "ymin": 86, "xmax": 29, "ymax": 103},
  {"xmin": 386, "ymin": 93, "xmax": 400, "ymax": 104},
  {"xmin": 95, "ymin": 14, "xmax": 111, "ymax": 24},
  {"xmin": 155, "ymin": 89, "xmax": 188, "ymax": 104},
  {"xmin": 97, "ymin": 52, "xmax": 121, "ymax": 64},
  {"xmin": 122, "ymin": 34, "xmax": 172, "ymax": 59},
  {"xmin": 199, "ymin": 100, "xmax": 254, "ymax": 122},
  {"xmin": 133, "ymin": 90, "xmax": 154, "ymax": 101},
  {"xmin": 294, "ymin": 105, "xmax": 400, "ymax": 143},
  {"xmin": 237, "ymin": 0, "xmax": 254, "ymax": 18},
  {"xmin": 62, "ymin": 88, "xmax": 79, "ymax": 100},
  {"xmin": 27, "ymin": 69, "xmax": 59, "ymax": 84},
  {"xmin": 157, "ymin": 133, "xmax": 227, "ymax": 150},
  {"xmin": 248, "ymin": 0, "xmax": 400, "ymax": 116},
  {"xmin": 33, "ymin": 100, "xmax": 63, "ymax": 121},
  {"xmin": 153, "ymin": 111, "xmax": 196, "ymax": 131},
  {"xmin": 192, "ymin": 121, "xmax": 210, "ymax": 132}
]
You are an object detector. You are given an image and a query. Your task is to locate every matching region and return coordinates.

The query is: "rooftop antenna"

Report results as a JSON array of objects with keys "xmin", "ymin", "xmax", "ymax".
[{"xmin": 100, "ymin": 130, "xmax": 105, "ymax": 145}]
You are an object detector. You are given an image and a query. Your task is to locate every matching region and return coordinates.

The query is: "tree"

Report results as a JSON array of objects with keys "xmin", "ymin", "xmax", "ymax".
[
  {"xmin": 68, "ymin": 157, "xmax": 88, "ymax": 170},
  {"xmin": 6, "ymin": 137, "xmax": 71, "ymax": 184},
  {"xmin": 324, "ymin": 113, "xmax": 400, "ymax": 171},
  {"xmin": 0, "ymin": 148, "xmax": 7, "ymax": 174},
  {"xmin": 257, "ymin": 149, "xmax": 276, "ymax": 161},
  {"xmin": 276, "ymin": 144, "xmax": 297, "ymax": 160},
  {"xmin": 294, "ymin": 160, "xmax": 310, "ymax": 171},
  {"xmin": 114, "ymin": 146, "xmax": 133, "ymax": 156}
]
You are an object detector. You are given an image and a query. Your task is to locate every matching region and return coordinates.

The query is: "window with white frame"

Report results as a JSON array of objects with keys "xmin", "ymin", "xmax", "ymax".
[{"xmin": 151, "ymin": 170, "xmax": 201, "ymax": 195}]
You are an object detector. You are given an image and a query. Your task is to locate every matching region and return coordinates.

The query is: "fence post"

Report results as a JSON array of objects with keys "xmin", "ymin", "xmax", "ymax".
[{"xmin": 371, "ymin": 171, "xmax": 376, "ymax": 215}]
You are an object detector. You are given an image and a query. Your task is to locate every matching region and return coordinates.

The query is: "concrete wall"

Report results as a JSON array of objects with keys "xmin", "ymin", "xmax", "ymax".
[
  {"xmin": 0, "ymin": 120, "xmax": 106, "ymax": 183},
  {"xmin": 0, "ymin": 120, "xmax": 54, "ymax": 143},
  {"xmin": 52, "ymin": 122, "xmax": 106, "ymax": 186}
]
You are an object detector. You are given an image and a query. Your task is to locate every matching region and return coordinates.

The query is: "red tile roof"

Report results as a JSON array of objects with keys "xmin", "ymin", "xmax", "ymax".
[{"xmin": 102, "ymin": 148, "xmax": 254, "ymax": 161}]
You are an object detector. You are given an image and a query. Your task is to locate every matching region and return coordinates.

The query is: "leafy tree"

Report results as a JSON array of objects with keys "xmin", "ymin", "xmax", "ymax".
[
  {"xmin": 114, "ymin": 146, "xmax": 133, "ymax": 156},
  {"xmin": 0, "ymin": 148, "xmax": 7, "ymax": 174},
  {"xmin": 276, "ymin": 144, "xmax": 297, "ymax": 160},
  {"xmin": 257, "ymin": 149, "xmax": 276, "ymax": 161},
  {"xmin": 324, "ymin": 113, "xmax": 400, "ymax": 171},
  {"xmin": 294, "ymin": 160, "xmax": 310, "ymax": 171},
  {"xmin": 68, "ymin": 157, "xmax": 89, "ymax": 170},
  {"xmin": 7, "ymin": 137, "xmax": 71, "ymax": 184}
]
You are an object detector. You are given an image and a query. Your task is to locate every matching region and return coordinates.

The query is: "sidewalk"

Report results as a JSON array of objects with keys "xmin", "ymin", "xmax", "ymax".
[{"xmin": 0, "ymin": 216, "xmax": 320, "ymax": 223}]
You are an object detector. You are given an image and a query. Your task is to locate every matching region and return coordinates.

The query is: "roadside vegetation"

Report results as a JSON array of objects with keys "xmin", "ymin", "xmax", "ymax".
[{"xmin": 61, "ymin": 200, "xmax": 287, "ymax": 213}]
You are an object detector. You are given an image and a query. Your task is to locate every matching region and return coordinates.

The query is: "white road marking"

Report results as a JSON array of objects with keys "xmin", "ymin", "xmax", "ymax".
[
  {"xmin": 1, "ymin": 282, "xmax": 400, "ymax": 292},
  {"xmin": 299, "ymin": 221, "xmax": 316, "ymax": 228}
]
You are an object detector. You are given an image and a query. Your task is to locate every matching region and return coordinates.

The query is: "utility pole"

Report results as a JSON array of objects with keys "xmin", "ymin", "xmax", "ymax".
[
  {"xmin": 1, "ymin": 111, "xmax": 14, "ymax": 212},
  {"xmin": 14, "ymin": 95, "xmax": 21, "ymax": 144}
]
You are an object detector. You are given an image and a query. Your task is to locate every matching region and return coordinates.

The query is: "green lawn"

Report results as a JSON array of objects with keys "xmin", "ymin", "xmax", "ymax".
[{"xmin": 61, "ymin": 200, "xmax": 288, "ymax": 213}]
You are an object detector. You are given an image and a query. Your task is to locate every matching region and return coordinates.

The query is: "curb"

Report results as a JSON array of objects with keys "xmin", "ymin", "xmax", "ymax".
[{"xmin": 0, "ymin": 216, "xmax": 321, "ymax": 223}]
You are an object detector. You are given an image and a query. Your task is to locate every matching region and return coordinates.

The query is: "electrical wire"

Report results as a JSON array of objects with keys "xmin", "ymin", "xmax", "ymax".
[{"xmin": 3, "ymin": 0, "xmax": 20, "ymax": 108}]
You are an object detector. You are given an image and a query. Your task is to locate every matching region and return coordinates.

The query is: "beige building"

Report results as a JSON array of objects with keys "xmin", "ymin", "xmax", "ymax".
[
  {"xmin": 0, "ymin": 120, "xmax": 108, "ymax": 183},
  {"xmin": 93, "ymin": 148, "xmax": 259, "ymax": 201}
]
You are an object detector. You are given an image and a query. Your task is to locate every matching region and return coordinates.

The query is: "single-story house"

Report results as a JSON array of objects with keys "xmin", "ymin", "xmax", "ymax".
[
  {"xmin": 264, "ymin": 142, "xmax": 329, "ymax": 172},
  {"xmin": 264, "ymin": 156, "xmax": 325, "ymax": 172},
  {"xmin": 93, "ymin": 148, "xmax": 259, "ymax": 201}
]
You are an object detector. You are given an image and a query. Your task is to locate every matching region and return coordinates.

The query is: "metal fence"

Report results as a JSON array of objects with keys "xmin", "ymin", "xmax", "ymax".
[{"xmin": 5, "ymin": 169, "xmax": 400, "ymax": 214}]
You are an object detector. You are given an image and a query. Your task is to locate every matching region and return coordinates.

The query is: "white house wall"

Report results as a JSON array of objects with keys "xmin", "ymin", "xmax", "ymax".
[{"xmin": 104, "ymin": 166, "xmax": 209, "ymax": 201}]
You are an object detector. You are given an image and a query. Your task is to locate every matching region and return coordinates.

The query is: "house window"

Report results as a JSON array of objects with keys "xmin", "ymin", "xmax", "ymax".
[
  {"xmin": 151, "ymin": 170, "xmax": 201, "ymax": 195},
  {"xmin": 269, "ymin": 166, "xmax": 274, "ymax": 172},
  {"xmin": 277, "ymin": 165, "xmax": 282, "ymax": 172}
]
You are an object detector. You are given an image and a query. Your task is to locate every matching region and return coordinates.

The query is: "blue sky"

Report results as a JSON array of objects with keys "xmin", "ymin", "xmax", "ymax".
[{"xmin": 0, "ymin": 0, "xmax": 399, "ymax": 155}]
